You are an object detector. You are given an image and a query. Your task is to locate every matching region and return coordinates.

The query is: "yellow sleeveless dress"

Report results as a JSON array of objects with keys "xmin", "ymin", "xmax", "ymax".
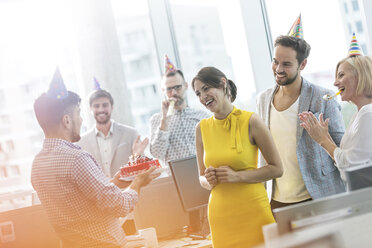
[{"xmin": 200, "ymin": 107, "xmax": 275, "ymax": 248}]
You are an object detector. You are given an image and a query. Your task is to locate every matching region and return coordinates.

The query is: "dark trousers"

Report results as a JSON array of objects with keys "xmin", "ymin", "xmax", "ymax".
[{"xmin": 270, "ymin": 198, "xmax": 312, "ymax": 211}]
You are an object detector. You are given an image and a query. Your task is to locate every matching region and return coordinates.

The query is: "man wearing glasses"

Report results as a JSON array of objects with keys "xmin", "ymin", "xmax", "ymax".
[{"xmin": 150, "ymin": 70, "xmax": 209, "ymax": 163}]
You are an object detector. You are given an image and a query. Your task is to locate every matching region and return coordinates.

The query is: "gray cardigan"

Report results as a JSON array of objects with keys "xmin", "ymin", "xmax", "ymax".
[{"xmin": 257, "ymin": 78, "xmax": 346, "ymax": 199}]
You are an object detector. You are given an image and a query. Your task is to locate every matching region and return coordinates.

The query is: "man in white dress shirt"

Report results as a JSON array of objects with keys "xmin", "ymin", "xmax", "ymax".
[{"xmin": 77, "ymin": 89, "xmax": 148, "ymax": 178}]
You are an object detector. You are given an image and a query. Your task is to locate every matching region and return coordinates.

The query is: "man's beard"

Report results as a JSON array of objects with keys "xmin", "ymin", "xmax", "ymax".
[
  {"xmin": 173, "ymin": 96, "xmax": 185, "ymax": 107},
  {"xmin": 275, "ymin": 70, "xmax": 299, "ymax": 86},
  {"xmin": 95, "ymin": 112, "xmax": 111, "ymax": 125}
]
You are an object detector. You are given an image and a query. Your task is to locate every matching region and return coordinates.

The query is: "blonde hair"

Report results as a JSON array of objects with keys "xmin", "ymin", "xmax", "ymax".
[{"xmin": 336, "ymin": 55, "xmax": 372, "ymax": 98}]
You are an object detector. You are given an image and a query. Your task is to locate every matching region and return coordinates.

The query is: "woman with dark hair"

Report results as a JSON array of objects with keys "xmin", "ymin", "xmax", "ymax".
[{"xmin": 192, "ymin": 67, "xmax": 283, "ymax": 247}]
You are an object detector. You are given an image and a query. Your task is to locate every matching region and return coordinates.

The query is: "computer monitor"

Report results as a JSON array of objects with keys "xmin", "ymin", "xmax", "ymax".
[
  {"xmin": 168, "ymin": 156, "xmax": 210, "ymax": 212},
  {"xmin": 345, "ymin": 164, "xmax": 372, "ymax": 191},
  {"xmin": 169, "ymin": 156, "xmax": 210, "ymax": 237}
]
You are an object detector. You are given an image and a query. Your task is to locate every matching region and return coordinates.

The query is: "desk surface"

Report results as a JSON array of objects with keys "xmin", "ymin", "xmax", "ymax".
[
  {"xmin": 159, "ymin": 237, "xmax": 212, "ymax": 248},
  {"xmin": 262, "ymin": 211, "xmax": 372, "ymax": 248}
]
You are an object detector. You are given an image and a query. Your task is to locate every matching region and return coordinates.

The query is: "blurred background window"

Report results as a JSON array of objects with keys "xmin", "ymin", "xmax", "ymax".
[
  {"xmin": 0, "ymin": 0, "xmax": 77, "ymax": 212},
  {"xmin": 168, "ymin": 0, "xmax": 256, "ymax": 111},
  {"xmin": 111, "ymin": 0, "xmax": 162, "ymax": 137}
]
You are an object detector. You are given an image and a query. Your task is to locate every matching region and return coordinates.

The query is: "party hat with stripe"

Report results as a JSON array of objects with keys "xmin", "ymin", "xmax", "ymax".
[
  {"xmin": 93, "ymin": 77, "xmax": 102, "ymax": 90},
  {"xmin": 164, "ymin": 55, "xmax": 177, "ymax": 74},
  {"xmin": 348, "ymin": 32, "xmax": 363, "ymax": 57},
  {"xmin": 47, "ymin": 67, "xmax": 68, "ymax": 99},
  {"xmin": 288, "ymin": 14, "xmax": 303, "ymax": 39}
]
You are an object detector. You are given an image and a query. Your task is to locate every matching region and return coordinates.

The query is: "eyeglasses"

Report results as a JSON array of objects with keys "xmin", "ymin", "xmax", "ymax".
[{"xmin": 165, "ymin": 85, "xmax": 183, "ymax": 93}]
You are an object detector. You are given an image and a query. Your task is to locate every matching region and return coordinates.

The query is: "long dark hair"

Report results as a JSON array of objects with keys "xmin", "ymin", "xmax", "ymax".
[{"xmin": 191, "ymin": 67, "xmax": 237, "ymax": 102}]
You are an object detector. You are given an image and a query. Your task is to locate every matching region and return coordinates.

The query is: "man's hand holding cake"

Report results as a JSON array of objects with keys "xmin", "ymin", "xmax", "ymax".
[{"xmin": 111, "ymin": 166, "xmax": 158, "ymax": 192}]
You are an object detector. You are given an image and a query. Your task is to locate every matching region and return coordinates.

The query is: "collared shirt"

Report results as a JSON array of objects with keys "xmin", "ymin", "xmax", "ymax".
[
  {"xmin": 150, "ymin": 107, "xmax": 210, "ymax": 162},
  {"xmin": 95, "ymin": 121, "xmax": 114, "ymax": 177},
  {"xmin": 31, "ymin": 138, "xmax": 138, "ymax": 248}
]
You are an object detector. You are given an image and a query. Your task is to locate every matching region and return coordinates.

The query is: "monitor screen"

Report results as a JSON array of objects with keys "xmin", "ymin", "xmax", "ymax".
[
  {"xmin": 345, "ymin": 164, "xmax": 372, "ymax": 191},
  {"xmin": 169, "ymin": 156, "xmax": 210, "ymax": 212}
]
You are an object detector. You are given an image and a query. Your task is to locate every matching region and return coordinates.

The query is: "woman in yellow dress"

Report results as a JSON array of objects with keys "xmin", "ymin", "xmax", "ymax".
[{"xmin": 192, "ymin": 67, "xmax": 283, "ymax": 247}]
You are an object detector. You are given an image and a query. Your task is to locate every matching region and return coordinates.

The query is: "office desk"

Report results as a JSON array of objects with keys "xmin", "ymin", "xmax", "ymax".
[
  {"xmin": 133, "ymin": 175, "xmax": 189, "ymax": 239},
  {"xmin": 262, "ymin": 187, "xmax": 372, "ymax": 247},
  {"xmin": 159, "ymin": 237, "xmax": 212, "ymax": 248}
]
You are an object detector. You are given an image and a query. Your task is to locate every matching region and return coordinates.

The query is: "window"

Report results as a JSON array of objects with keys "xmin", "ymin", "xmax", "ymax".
[
  {"xmin": 356, "ymin": 21, "xmax": 363, "ymax": 33},
  {"xmin": 9, "ymin": 166, "xmax": 20, "ymax": 177},
  {"xmin": 20, "ymin": 84, "xmax": 31, "ymax": 95},
  {"xmin": 265, "ymin": 0, "xmax": 352, "ymax": 90},
  {"xmin": 352, "ymin": 0, "xmax": 359, "ymax": 11},
  {"xmin": 169, "ymin": 0, "xmax": 256, "ymax": 111},
  {"xmin": 362, "ymin": 44, "xmax": 367, "ymax": 55},
  {"xmin": 111, "ymin": 0, "xmax": 162, "ymax": 137},
  {"xmin": 0, "ymin": 0, "xmax": 77, "ymax": 206},
  {"xmin": 344, "ymin": 2, "xmax": 348, "ymax": 14},
  {"xmin": 5, "ymin": 141, "xmax": 14, "ymax": 152},
  {"xmin": 0, "ymin": 89, "xmax": 5, "ymax": 108},
  {"xmin": 0, "ymin": 167, "xmax": 7, "ymax": 178},
  {"xmin": 0, "ymin": 115, "xmax": 10, "ymax": 125},
  {"xmin": 348, "ymin": 23, "xmax": 352, "ymax": 34}
]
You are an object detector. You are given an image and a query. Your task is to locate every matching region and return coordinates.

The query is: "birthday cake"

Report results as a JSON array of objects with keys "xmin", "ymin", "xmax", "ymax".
[{"xmin": 120, "ymin": 155, "xmax": 161, "ymax": 180}]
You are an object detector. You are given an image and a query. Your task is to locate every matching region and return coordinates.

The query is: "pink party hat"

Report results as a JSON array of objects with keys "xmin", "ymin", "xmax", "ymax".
[
  {"xmin": 164, "ymin": 55, "xmax": 177, "ymax": 74},
  {"xmin": 93, "ymin": 77, "xmax": 102, "ymax": 90},
  {"xmin": 288, "ymin": 14, "xmax": 303, "ymax": 39},
  {"xmin": 47, "ymin": 67, "xmax": 68, "ymax": 99},
  {"xmin": 348, "ymin": 32, "xmax": 363, "ymax": 57}
]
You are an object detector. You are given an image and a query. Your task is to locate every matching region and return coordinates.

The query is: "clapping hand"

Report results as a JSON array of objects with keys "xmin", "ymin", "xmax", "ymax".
[
  {"xmin": 299, "ymin": 112, "xmax": 330, "ymax": 145},
  {"xmin": 132, "ymin": 136, "xmax": 149, "ymax": 156}
]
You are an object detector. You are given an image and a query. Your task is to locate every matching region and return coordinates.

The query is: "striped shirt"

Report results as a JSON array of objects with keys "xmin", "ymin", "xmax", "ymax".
[{"xmin": 31, "ymin": 138, "xmax": 138, "ymax": 248}]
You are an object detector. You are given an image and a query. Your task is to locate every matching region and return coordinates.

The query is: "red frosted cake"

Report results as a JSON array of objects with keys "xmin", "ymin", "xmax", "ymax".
[{"xmin": 120, "ymin": 155, "xmax": 161, "ymax": 179}]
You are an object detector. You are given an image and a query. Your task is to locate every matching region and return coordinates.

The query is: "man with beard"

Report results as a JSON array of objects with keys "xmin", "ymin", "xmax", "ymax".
[
  {"xmin": 32, "ymin": 69, "xmax": 157, "ymax": 247},
  {"xmin": 77, "ymin": 89, "xmax": 148, "ymax": 178},
  {"xmin": 150, "ymin": 66, "xmax": 209, "ymax": 236},
  {"xmin": 150, "ymin": 69, "xmax": 209, "ymax": 163},
  {"xmin": 257, "ymin": 35, "xmax": 346, "ymax": 210}
]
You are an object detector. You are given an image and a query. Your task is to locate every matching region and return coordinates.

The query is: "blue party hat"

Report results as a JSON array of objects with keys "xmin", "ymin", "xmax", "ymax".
[
  {"xmin": 164, "ymin": 55, "xmax": 177, "ymax": 74},
  {"xmin": 93, "ymin": 77, "xmax": 102, "ymax": 90},
  {"xmin": 47, "ymin": 67, "xmax": 68, "ymax": 99}
]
